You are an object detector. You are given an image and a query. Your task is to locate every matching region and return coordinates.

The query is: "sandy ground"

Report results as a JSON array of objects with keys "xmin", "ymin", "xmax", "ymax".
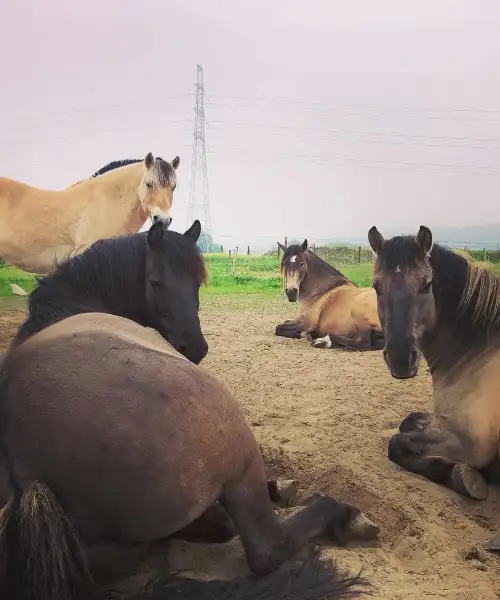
[{"xmin": 1, "ymin": 294, "xmax": 500, "ymax": 599}]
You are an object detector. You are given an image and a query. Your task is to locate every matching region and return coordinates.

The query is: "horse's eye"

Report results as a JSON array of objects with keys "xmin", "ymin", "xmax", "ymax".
[
  {"xmin": 150, "ymin": 280, "xmax": 163, "ymax": 288},
  {"xmin": 421, "ymin": 280, "xmax": 432, "ymax": 294},
  {"xmin": 145, "ymin": 181, "xmax": 154, "ymax": 189}
]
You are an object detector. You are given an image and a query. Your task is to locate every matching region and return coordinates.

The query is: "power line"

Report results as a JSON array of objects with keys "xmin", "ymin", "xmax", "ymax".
[
  {"xmin": 205, "ymin": 118, "xmax": 500, "ymax": 150},
  {"xmin": 0, "ymin": 118, "xmax": 192, "ymax": 149},
  {"xmin": 207, "ymin": 93, "xmax": 500, "ymax": 119},
  {"xmin": 204, "ymin": 144, "xmax": 500, "ymax": 176},
  {"xmin": 206, "ymin": 97, "xmax": 500, "ymax": 124},
  {"xmin": 0, "ymin": 94, "xmax": 194, "ymax": 128}
]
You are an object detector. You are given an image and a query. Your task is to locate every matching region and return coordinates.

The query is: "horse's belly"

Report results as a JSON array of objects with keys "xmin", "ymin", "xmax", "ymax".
[{"xmin": 0, "ymin": 241, "xmax": 75, "ymax": 273}]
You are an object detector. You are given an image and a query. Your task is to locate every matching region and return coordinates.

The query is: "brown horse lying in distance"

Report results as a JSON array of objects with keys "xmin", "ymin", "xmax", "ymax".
[
  {"xmin": 369, "ymin": 224, "xmax": 500, "ymax": 550},
  {"xmin": 275, "ymin": 240, "xmax": 384, "ymax": 350},
  {"xmin": 0, "ymin": 223, "xmax": 377, "ymax": 599}
]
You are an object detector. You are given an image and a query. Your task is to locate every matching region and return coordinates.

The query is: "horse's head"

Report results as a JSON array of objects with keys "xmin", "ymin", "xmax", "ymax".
[
  {"xmin": 145, "ymin": 220, "xmax": 208, "ymax": 365},
  {"xmin": 369, "ymin": 225, "xmax": 436, "ymax": 379},
  {"xmin": 278, "ymin": 240, "xmax": 309, "ymax": 302},
  {"xmin": 138, "ymin": 153, "xmax": 179, "ymax": 228}
]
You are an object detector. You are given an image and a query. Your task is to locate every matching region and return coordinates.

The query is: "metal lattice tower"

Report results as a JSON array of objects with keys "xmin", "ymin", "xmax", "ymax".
[{"xmin": 187, "ymin": 64, "xmax": 212, "ymax": 252}]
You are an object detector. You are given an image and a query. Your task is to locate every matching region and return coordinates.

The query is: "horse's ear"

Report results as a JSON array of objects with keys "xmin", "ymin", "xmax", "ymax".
[
  {"xmin": 416, "ymin": 225, "xmax": 433, "ymax": 255},
  {"xmin": 301, "ymin": 239, "xmax": 308, "ymax": 252},
  {"xmin": 368, "ymin": 226, "xmax": 384, "ymax": 254},
  {"xmin": 144, "ymin": 152, "xmax": 155, "ymax": 170},
  {"xmin": 184, "ymin": 220, "xmax": 201, "ymax": 242},
  {"xmin": 277, "ymin": 242, "xmax": 286, "ymax": 252},
  {"xmin": 147, "ymin": 220, "xmax": 164, "ymax": 250},
  {"xmin": 172, "ymin": 156, "xmax": 180, "ymax": 170}
]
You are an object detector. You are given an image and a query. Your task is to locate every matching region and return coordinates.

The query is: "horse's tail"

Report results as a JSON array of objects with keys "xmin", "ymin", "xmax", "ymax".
[
  {"xmin": 0, "ymin": 438, "xmax": 91, "ymax": 600},
  {"xmin": 131, "ymin": 554, "xmax": 371, "ymax": 600}
]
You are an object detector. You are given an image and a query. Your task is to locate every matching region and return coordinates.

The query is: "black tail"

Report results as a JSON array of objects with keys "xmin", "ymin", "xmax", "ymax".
[
  {"xmin": 130, "ymin": 554, "xmax": 372, "ymax": 600},
  {"xmin": 275, "ymin": 323, "xmax": 302, "ymax": 339},
  {"xmin": 0, "ymin": 441, "xmax": 92, "ymax": 600}
]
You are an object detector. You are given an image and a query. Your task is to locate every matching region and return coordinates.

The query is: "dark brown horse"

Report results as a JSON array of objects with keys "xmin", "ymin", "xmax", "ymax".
[
  {"xmin": 11, "ymin": 219, "xmax": 208, "ymax": 364},
  {"xmin": 275, "ymin": 240, "xmax": 384, "ymax": 350},
  {"xmin": 368, "ymin": 225, "xmax": 500, "ymax": 549},
  {"xmin": 0, "ymin": 224, "xmax": 377, "ymax": 599}
]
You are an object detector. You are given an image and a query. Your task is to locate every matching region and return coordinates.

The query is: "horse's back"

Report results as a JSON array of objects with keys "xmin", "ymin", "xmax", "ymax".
[{"xmin": 0, "ymin": 313, "xmax": 257, "ymax": 542}]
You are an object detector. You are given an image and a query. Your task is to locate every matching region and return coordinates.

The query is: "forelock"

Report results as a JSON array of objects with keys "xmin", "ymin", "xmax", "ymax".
[
  {"xmin": 153, "ymin": 159, "xmax": 177, "ymax": 188},
  {"xmin": 376, "ymin": 236, "xmax": 427, "ymax": 273}
]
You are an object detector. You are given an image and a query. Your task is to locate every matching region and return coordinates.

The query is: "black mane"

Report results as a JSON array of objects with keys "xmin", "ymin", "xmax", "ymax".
[
  {"xmin": 12, "ymin": 230, "xmax": 206, "ymax": 348},
  {"xmin": 91, "ymin": 158, "xmax": 142, "ymax": 178}
]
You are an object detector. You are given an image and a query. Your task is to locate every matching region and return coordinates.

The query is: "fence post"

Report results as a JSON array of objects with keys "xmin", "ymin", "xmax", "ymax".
[
  {"xmin": 247, "ymin": 245, "xmax": 250, "ymax": 255},
  {"xmin": 231, "ymin": 248, "xmax": 237, "ymax": 275},
  {"xmin": 358, "ymin": 246, "xmax": 362, "ymax": 264},
  {"xmin": 277, "ymin": 242, "xmax": 281, "ymax": 258},
  {"xmin": 483, "ymin": 247, "xmax": 487, "ymax": 262},
  {"xmin": 284, "ymin": 237, "xmax": 288, "ymax": 248},
  {"xmin": 229, "ymin": 249, "xmax": 232, "ymax": 258},
  {"xmin": 220, "ymin": 244, "xmax": 223, "ymax": 253}
]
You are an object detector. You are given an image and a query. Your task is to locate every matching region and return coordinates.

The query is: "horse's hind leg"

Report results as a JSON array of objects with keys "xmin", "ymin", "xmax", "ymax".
[
  {"xmin": 220, "ymin": 455, "xmax": 379, "ymax": 575},
  {"xmin": 388, "ymin": 429, "xmax": 488, "ymax": 500},
  {"xmin": 174, "ymin": 479, "xmax": 300, "ymax": 545}
]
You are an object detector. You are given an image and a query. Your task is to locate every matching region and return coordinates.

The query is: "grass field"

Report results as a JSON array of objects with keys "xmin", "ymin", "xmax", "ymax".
[
  {"xmin": 1, "ymin": 249, "xmax": 499, "ymax": 297},
  {"xmin": 0, "ymin": 254, "xmax": 375, "ymax": 297}
]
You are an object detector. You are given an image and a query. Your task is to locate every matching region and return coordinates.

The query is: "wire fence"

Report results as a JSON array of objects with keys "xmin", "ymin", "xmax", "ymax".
[{"xmin": 203, "ymin": 240, "xmax": 500, "ymax": 290}]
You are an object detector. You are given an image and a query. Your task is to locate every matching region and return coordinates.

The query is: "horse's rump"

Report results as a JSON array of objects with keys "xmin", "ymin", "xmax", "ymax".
[{"xmin": 0, "ymin": 312, "xmax": 255, "ymax": 541}]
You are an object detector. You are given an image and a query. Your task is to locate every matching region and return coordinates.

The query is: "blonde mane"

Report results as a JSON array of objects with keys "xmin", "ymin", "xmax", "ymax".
[{"xmin": 460, "ymin": 259, "xmax": 500, "ymax": 328}]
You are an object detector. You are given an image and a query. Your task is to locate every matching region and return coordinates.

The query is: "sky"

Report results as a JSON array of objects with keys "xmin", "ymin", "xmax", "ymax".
[{"xmin": 1, "ymin": 0, "xmax": 500, "ymax": 251}]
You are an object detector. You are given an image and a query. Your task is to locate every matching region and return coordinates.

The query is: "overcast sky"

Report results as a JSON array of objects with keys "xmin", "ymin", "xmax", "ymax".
[{"xmin": 1, "ymin": 0, "xmax": 500, "ymax": 250}]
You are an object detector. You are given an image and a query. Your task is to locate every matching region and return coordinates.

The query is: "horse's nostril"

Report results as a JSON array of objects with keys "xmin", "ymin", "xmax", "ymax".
[{"xmin": 153, "ymin": 215, "xmax": 159, "ymax": 223}]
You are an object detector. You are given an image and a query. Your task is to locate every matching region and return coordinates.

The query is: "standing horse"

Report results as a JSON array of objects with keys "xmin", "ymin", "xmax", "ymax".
[
  {"xmin": 275, "ymin": 240, "xmax": 384, "ymax": 350},
  {"xmin": 368, "ymin": 225, "xmax": 500, "ymax": 549},
  {"xmin": 0, "ymin": 227, "xmax": 377, "ymax": 600},
  {"xmin": 0, "ymin": 152, "xmax": 179, "ymax": 274}
]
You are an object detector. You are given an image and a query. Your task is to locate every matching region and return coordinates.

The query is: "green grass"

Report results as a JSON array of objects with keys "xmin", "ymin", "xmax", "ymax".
[{"xmin": 1, "ymin": 252, "xmax": 499, "ymax": 297}]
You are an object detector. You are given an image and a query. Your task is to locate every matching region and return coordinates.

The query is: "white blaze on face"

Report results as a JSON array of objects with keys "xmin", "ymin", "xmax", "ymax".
[
  {"xmin": 396, "ymin": 265, "xmax": 401, "ymax": 273},
  {"xmin": 290, "ymin": 255, "xmax": 297, "ymax": 263}
]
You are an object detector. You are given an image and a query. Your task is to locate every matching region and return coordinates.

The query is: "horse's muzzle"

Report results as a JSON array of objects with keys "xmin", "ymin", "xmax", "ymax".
[
  {"xmin": 153, "ymin": 214, "xmax": 172, "ymax": 228},
  {"xmin": 383, "ymin": 346, "xmax": 420, "ymax": 379},
  {"xmin": 285, "ymin": 288, "xmax": 298, "ymax": 302}
]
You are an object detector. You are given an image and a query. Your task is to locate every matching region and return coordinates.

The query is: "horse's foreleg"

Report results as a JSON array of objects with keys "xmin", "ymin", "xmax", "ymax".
[
  {"xmin": 388, "ymin": 429, "xmax": 488, "ymax": 501},
  {"xmin": 398, "ymin": 411, "xmax": 435, "ymax": 432},
  {"xmin": 275, "ymin": 319, "xmax": 303, "ymax": 339},
  {"xmin": 220, "ymin": 456, "xmax": 379, "ymax": 576}
]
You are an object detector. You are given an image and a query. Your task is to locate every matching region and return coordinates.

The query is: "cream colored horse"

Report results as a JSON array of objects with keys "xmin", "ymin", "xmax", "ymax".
[{"xmin": 0, "ymin": 152, "xmax": 179, "ymax": 274}]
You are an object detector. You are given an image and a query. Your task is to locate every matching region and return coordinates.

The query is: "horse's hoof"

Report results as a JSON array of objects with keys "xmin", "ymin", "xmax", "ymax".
[
  {"xmin": 275, "ymin": 478, "xmax": 299, "ymax": 508},
  {"xmin": 331, "ymin": 509, "xmax": 380, "ymax": 545},
  {"xmin": 346, "ymin": 512, "xmax": 380, "ymax": 541},
  {"xmin": 451, "ymin": 463, "xmax": 488, "ymax": 501},
  {"xmin": 267, "ymin": 479, "xmax": 299, "ymax": 508},
  {"xmin": 485, "ymin": 528, "xmax": 500, "ymax": 551}
]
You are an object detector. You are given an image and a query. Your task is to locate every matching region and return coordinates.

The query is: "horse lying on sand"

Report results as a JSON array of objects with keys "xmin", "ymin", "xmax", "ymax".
[
  {"xmin": 275, "ymin": 240, "xmax": 384, "ymax": 351},
  {"xmin": 0, "ymin": 223, "xmax": 378, "ymax": 599},
  {"xmin": 369, "ymin": 224, "xmax": 500, "ymax": 550},
  {"xmin": 0, "ymin": 152, "xmax": 179, "ymax": 274}
]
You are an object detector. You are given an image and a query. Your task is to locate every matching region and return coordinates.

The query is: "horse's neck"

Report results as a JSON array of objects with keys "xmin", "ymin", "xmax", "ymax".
[
  {"xmin": 421, "ymin": 246, "xmax": 490, "ymax": 379},
  {"xmin": 15, "ymin": 278, "xmax": 145, "ymax": 347},
  {"xmin": 300, "ymin": 255, "xmax": 349, "ymax": 300},
  {"xmin": 73, "ymin": 163, "xmax": 147, "ymax": 232}
]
